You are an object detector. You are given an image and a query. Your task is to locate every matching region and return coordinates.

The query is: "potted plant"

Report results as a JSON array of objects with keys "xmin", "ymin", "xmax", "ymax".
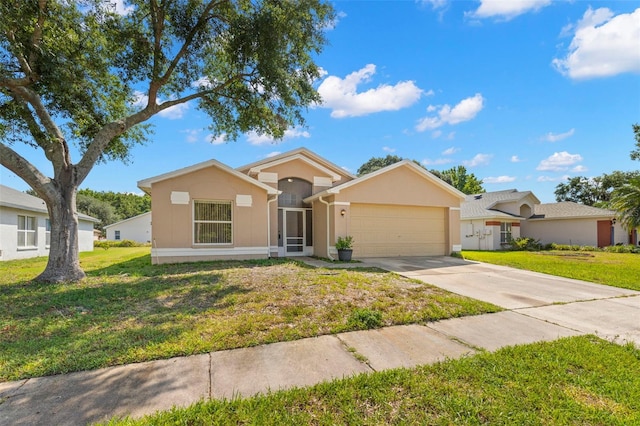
[{"xmin": 335, "ymin": 235, "xmax": 354, "ymax": 261}]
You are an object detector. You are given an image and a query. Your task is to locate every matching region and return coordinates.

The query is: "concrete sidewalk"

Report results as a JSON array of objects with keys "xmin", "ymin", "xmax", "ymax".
[{"xmin": 1, "ymin": 257, "xmax": 638, "ymax": 425}]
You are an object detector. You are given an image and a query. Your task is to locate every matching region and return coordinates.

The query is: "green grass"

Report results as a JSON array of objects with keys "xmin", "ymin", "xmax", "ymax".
[
  {"xmin": 0, "ymin": 248, "xmax": 499, "ymax": 381},
  {"xmin": 105, "ymin": 336, "xmax": 640, "ymax": 425},
  {"xmin": 462, "ymin": 250, "xmax": 640, "ymax": 291}
]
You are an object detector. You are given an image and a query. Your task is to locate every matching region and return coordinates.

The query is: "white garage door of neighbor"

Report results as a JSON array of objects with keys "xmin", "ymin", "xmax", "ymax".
[{"xmin": 350, "ymin": 204, "xmax": 446, "ymax": 257}]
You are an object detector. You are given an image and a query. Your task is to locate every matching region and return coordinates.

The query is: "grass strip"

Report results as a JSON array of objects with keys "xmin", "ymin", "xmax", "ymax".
[{"xmin": 462, "ymin": 250, "xmax": 640, "ymax": 291}]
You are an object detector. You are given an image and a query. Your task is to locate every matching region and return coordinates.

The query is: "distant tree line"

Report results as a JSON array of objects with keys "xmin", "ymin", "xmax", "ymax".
[
  {"xmin": 77, "ymin": 190, "xmax": 151, "ymax": 233},
  {"xmin": 357, "ymin": 155, "xmax": 485, "ymax": 195}
]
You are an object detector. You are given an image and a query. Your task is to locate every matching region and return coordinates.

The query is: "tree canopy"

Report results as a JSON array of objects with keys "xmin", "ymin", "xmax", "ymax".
[
  {"xmin": 631, "ymin": 123, "xmax": 640, "ymax": 161},
  {"xmin": 0, "ymin": 0, "xmax": 334, "ymax": 282},
  {"xmin": 356, "ymin": 155, "xmax": 485, "ymax": 195},
  {"xmin": 554, "ymin": 171, "xmax": 640, "ymax": 207}
]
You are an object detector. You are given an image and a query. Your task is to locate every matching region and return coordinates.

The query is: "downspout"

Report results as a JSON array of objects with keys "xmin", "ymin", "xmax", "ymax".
[
  {"xmin": 267, "ymin": 193, "xmax": 279, "ymax": 258},
  {"xmin": 318, "ymin": 196, "xmax": 334, "ymax": 261}
]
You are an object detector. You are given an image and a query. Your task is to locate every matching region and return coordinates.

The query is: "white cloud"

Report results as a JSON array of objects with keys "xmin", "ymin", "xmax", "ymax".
[
  {"xmin": 483, "ymin": 176, "xmax": 516, "ymax": 184},
  {"xmin": 266, "ymin": 151, "xmax": 281, "ymax": 158},
  {"xmin": 467, "ymin": 0, "xmax": 551, "ymax": 21},
  {"xmin": 511, "ymin": 155, "xmax": 522, "ymax": 162},
  {"xmin": 537, "ymin": 175, "xmax": 570, "ymax": 182},
  {"xmin": 182, "ymin": 129, "xmax": 200, "ymax": 143},
  {"xmin": 246, "ymin": 127, "xmax": 311, "ymax": 145},
  {"xmin": 572, "ymin": 165, "xmax": 588, "ymax": 172},
  {"xmin": 382, "ymin": 146, "xmax": 396, "ymax": 153},
  {"xmin": 111, "ymin": 0, "xmax": 133, "ymax": 15},
  {"xmin": 553, "ymin": 7, "xmax": 640, "ymax": 79},
  {"xmin": 543, "ymin": 128, "xmax": 575, "ymax": 142},
  {"xmin": 416, "ymin": 93, "xmax": 484, "ymax": 131},
  {"xmin": 463, "ymin": 153, "xmax": 493, "ymax": 167},
  {"xmin": 431, "ymin": 130, "xmax": 443, "ymax": 139},
  {"xmin": 446, "ymin": 131, "xmax": 456, "ymax": 140},
  {"xmin": 422, "ymin": 158, "xmax": 453, "ymax": 166},
  {"xmin": 158, "ymin": 102, "xmax": 189, "ymax": 119},
  {"xmin": 317, "ymin": 64, "xmax": 424, "ymax": 118},
  {"xmin": 536, "ymin": 151, "xmax": 583, "ymax": 171},
  {"xmin": 419, "ymin": 0, "xmax": 448, "ymax": 10},
  {"xmin": 442, "ymin": 147, "xmax": 459, "ymax": 155},
  {"xmin": 191, "ymin": 76, "xmax": 213, "ymax": 89},
  {"xmin": 206, "ymin": 134, "xmax": 227, "ymax": 145}
]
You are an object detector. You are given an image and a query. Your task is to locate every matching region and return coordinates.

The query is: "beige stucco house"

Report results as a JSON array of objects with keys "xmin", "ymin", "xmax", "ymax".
[
  {"xmin": 138, "ymin": 148, "xmax": 465, "ymax": 264},
  {"xmin": 461, "ymin": 189, "xmax": 633, "ymax": 250}
]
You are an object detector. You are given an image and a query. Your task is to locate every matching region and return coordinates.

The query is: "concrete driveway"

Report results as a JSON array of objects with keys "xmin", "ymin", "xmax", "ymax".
[
  {"xmin": 362, "ymin": 256, "xmax": 640, "ymax": 346},
  {"xmin": 362, "ymin": 256, "xmax": 638, "ymax": 309}
]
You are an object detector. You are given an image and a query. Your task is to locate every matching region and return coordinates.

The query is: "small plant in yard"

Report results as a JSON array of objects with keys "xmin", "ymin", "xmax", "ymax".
[
  {"xmin": 335, "ymin": 236, "xmax": 354, "ymax": 250},
  {"xmin": 509, "ymin": 237, "xmax": 542, "ymax": 251},
  {"xmin": 347, "ymin": 308, "xmax": 383, "ymax": 330}
]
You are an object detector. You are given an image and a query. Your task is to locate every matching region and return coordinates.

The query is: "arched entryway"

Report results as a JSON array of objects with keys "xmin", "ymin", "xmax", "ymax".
[{"xmin": 277, "ymin": 177, "xmax": 313, "ymax": 256}]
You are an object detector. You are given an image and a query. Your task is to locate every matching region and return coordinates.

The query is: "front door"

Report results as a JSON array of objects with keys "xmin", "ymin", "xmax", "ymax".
[
  {"xmin": 284, "ymin": 209, "xmax": 305, "ymax": 255},
  {"xmin": 597, "ymin": 220, "xmax": 611, "ymax": 248}
]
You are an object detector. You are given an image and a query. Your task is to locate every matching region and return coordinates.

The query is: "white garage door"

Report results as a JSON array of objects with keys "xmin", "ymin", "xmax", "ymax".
[{"xmin": 350, "ymin": 204, "xmax": 446, "ymax": 257}]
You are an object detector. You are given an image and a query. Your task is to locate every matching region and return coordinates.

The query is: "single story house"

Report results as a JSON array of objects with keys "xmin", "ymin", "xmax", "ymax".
[
  {"xmin": 138, "ymin": 148, "xmax": 465, "ymax": 264},
  {"xmin": 104, "ymin": 211, "xmax": 151, "ymax": 243},
  {"xmin": 461, "ymin": 189, "xmax": 632, "ymax": 250},
  {"xmin": 0, "ymin": 185, "xmax": 97, "ymax": 261}
]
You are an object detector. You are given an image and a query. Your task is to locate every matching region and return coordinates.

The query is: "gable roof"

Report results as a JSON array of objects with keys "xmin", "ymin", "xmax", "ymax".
[
  {"xmin": 137, "ymin": 158, "xmax": 279, "ymax": 195},
  {"xmin": 461, "ymin": 189, "xmax": 540, "ymax": 220},
  {"xmin": 304, "ymin": 160, "xmax": 466, "ymax": 202},
  {"xmin": 236, "ymin": 147, "xmax": 356, "ymax": 182},
  {"xmin": 529, "ymin": 202, "xmax": 616, "ymax": 220},
  {"xmin": 104, "ymin": 211, "xmax": 151, "ymax": 230},
  {"xmin": 0, "ymin": 185, "xmax": 98, "ymax": 222}
]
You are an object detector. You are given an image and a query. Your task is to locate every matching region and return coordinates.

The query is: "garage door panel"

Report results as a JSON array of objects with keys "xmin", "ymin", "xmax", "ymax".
[{"xmin": 350, "ymin": 204, "xmax": 445, "ymax": 257}]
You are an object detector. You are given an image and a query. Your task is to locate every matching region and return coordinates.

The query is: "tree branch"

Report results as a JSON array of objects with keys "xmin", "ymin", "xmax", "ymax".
[
  {"xmin": 7, "ymin": 85, "xmax": 69, "ymax": 170},
  {"xmin": 0, "ymin": 143, "xmax": 54, "ymax": 200}
]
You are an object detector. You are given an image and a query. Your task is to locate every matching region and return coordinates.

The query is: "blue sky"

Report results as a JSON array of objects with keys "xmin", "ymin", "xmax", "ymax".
[{"xmin": 2, "ymin": 0, "xmax": 640, "ymax": 203}]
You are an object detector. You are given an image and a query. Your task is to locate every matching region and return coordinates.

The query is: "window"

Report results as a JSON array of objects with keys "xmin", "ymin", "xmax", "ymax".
[
  {"xmin": 45, "ymin": 219, "xmax": 51, "ymax": 247},
  {"xmin": 194, "ymin": 200, "xmax": 232, "ymax": 244},
  {"xmin": 17, "ymin": 215, "xmax": 37, "ymax": 248},
  {"xmin": 114, "ymin": 230, "xmax": 121, "ymax": 240},
  {"xmin": 500, "ymin": 222, "xmax": 512, "ymax": 244}
]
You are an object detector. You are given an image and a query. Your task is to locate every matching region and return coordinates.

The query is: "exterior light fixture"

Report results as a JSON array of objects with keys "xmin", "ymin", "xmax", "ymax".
[{"xmin": 341, "ymin": 209, "xmax": 346, "ymax": 216}]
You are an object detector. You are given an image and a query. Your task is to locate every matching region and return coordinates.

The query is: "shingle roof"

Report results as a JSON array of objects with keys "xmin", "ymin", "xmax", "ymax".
[
  {"xmin": 529, "ymin": 202, "xmax": 616, "ymax": 219},
  {"xmin": 0, "ymin": 185, "xmax": 98, "ymax": 222},
  {"xmin": 461, "ymin": 189, "xmax": 538, "ymax": 220}
]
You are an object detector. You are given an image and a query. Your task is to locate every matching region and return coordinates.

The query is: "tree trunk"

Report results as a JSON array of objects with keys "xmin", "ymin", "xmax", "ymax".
[{"xmin": 36, "ymin": 185, "xmax": 86, "ymax": 283}]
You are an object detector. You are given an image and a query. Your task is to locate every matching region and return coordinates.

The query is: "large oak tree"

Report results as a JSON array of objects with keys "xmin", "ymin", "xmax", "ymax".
[{"xmin": 0, "ymin": 0, "xmax": 333, "ymax": 282}]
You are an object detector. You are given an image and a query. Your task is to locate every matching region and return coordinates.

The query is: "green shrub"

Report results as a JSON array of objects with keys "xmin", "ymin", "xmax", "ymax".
[
  {"xmin": 509, "ymin": 237, "xmax": 542, "ymax": 251},
  {"xmin": 347, "ymin": 308, "xmax": 383, "ymax": 330},
  {"xmin": 604, "ymin": 244, "xmax": 639, "ymax": 254}
]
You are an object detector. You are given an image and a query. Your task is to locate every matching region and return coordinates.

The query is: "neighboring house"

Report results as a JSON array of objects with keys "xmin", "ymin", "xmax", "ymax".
[
  {"xmin": 0, "ymin": 185, "xmax": 97, "ymax": 261},
  {"xmin": 138, "ymin": 148, "xmax": 465, "ymax": 264},
  {"xmin": 104, "ymin": 211, "xmax": 151, "ymax": 243},
  {"xmin": 522, "ymin": 202, "xmax": 630, "ymax": 247},
  {"xmin": 461, "ymin": 189, "xmax": 631, "ymax": 250},
  {"xmin": 461, "ymin": 190, "xmax": 540, "ymax": 251}
]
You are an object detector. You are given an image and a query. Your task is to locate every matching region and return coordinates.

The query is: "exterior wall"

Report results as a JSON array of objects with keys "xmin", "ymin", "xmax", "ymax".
[
  {"xmin": 522, "ymin": 218, "xmax": 627, "ymax": 247},
  {"xmin": 336, "ymin": 166, "xmax": 461, "ymax": 208},
  {"xmin": 448, "ymin": 208, "xmax": 461, "ymax": 253},
  {"xmin": 461, "ymin": 219, "xmax": 521, "ymax": 251},
  {"xmin": 0, "ymin": 206, "xmax": 94, "ymax": 261},
  {"xmin": 150, "ymin": 165, "xmax": 270, "ymax": 264},
  {"xmin": 311, "ymin": 197, "xmax": 333, "ymax": 258},
  {"xmin": 105, "ymin": 212, "xmax": 152, "ymax": 243}
]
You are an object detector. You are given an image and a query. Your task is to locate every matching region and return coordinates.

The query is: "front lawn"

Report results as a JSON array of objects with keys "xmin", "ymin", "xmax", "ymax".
[
  {"xmin": 0, "ymin": 248, "xmax": 498, "ymax": 381},
  {"xmin": 107, "ymin": 336, "xmax": 640, "ymax": 425},
  {"xmin": 462, "ymin": 250, "xmax": 640, "ymax": 291}
]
